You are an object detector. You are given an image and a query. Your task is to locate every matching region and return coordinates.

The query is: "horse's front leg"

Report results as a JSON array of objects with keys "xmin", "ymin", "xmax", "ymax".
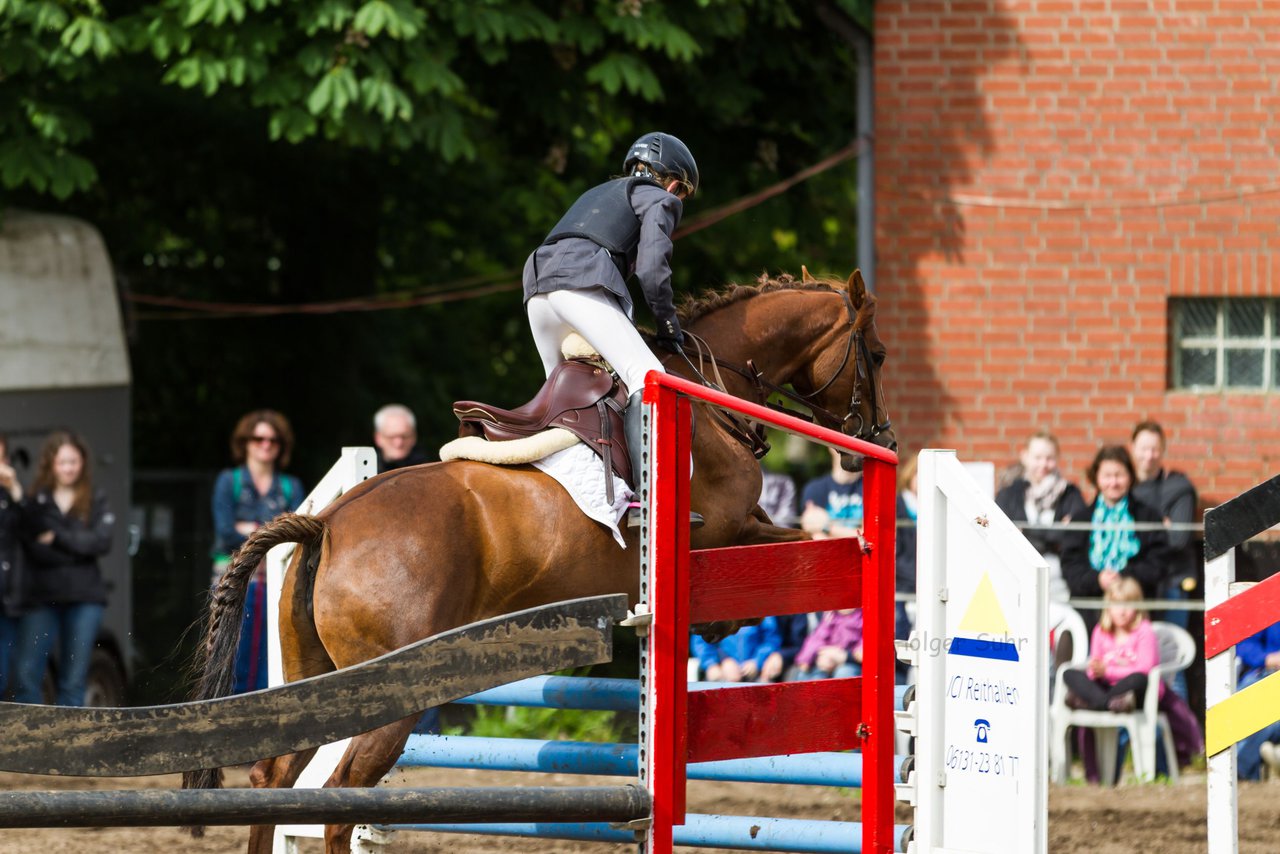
[
  {"xmin": 322, "ymin": 716, "xmax": 420, "ymax": 854},
  {"xmin": 735, "ymin": 504, "xmax": 811, "ymax": 545}
]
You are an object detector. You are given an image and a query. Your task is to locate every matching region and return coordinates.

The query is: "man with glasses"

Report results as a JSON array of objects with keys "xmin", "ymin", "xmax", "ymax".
[{"xmin": 373, "ymin": 403, "xmax": 429, "ymax": 474}]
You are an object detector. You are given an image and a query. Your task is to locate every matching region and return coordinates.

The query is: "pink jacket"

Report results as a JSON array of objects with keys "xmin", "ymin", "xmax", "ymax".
[
  {"xmin": 796, "ymin": 610, "xmax": 864, "ymax": 668},
  {"xmin": 1089, "ymin": 620, "xmax": 1158, "ymax": 685}
]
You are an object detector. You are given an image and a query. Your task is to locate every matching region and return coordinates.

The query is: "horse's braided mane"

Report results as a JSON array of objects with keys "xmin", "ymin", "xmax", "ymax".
[{"xmin": 676, "ymin": 271, "xmax": 846, "ymax": 325}]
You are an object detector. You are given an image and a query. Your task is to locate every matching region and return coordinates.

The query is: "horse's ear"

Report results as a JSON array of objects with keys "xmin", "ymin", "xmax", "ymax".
[
  {"xmin": 847, "ymin": 269, "xmax": 867, "ymax": 306},
  {"xmin": 801, "ymin": 265, "xmax": 816, "ymax": 283}
]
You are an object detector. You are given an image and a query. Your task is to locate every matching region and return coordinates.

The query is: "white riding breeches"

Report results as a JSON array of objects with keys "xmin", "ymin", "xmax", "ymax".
[{"xmin": 527, "ymin": 288, "xmax": 666, "ymax": 394}]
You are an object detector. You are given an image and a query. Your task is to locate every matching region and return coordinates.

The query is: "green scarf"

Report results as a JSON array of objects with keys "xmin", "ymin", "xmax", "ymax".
[{"xmin": 1089, "ymin": 496, "xmax": 1140, "ymax": 572}]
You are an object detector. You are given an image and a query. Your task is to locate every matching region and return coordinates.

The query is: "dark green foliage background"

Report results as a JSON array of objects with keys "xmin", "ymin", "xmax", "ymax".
[{"xmin": 3, "ymin": 0, "xmax": 871, "ymax": 480}]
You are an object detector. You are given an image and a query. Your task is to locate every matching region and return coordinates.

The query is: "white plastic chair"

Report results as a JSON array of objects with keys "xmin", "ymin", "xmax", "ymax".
[
  {"xmin": 1047, "ymin": 606, "xmax": 1089, "ymax": 783},
  {"xmin": 1049, "ymin": 619, "xmax": 1195, "ymax": 784}
]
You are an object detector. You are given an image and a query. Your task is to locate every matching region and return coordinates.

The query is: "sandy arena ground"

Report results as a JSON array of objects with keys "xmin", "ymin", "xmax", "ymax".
[{"xmin": 1, "ymin": 765, "xmax": 1277, "ymax": 853}]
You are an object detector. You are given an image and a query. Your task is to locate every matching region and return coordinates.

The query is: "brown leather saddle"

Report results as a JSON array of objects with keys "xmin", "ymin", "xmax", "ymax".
[{"xmin": 453, "ymin": 358, "xmax": 632, "ymax": 501}]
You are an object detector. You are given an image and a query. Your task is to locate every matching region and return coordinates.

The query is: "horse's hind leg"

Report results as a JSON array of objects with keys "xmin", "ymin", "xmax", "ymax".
[
  {"xmin": 243, "ymin": 747, "xmax": 321, "ymax": 854},
  {"xmin": 322, "ymin": 717, "xmax": 420, "ymax": 853}
]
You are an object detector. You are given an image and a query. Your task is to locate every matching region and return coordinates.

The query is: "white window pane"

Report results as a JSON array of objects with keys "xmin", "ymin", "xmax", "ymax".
[
  {"xmin": 1226, "ymin": 349, "xmax": 1264, "ymax": 388},
  {"xmin": 1179, "ymin": 348, "xmax": 1217, "ymax": 386},
  {"xmin": 1227, "ymin": 300, "xmax": 1265, "ymax": 337},
  {"xmin": 1178, "ymin": 300, "xmax": 1218, "ymax": 337}
]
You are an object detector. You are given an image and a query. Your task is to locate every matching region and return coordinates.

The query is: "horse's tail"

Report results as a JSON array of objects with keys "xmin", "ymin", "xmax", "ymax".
[{"xmin": 181, "ymin": 512, "xmax": 328, "ymax": 794}]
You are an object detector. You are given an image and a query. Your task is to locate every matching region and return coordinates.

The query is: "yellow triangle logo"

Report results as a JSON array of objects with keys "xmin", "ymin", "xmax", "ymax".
[{"xmin": 957, "ymin": 572, "xmax": 1011, "ymax": 636}]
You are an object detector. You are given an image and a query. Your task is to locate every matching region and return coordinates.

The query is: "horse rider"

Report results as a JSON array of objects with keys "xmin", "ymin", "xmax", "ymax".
[{"xmin": 522, "ymin": 131, "xmax": 702, "ymax": 526}]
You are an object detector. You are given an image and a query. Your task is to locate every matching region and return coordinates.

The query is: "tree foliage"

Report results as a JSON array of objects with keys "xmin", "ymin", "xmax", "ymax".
[{"xmin": 1, "ymin": 0, "xmax": 874, "ymax": 475}]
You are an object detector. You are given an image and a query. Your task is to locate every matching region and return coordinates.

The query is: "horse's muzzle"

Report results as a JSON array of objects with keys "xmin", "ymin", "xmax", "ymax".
[{"xmin": 840, "ymin": 429, "xmax": 898, "ymax": 473}]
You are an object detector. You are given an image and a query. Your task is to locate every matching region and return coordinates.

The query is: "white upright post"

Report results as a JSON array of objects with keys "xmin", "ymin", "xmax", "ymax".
[
  {"xmin": 1206, "ymin": 547, "xmax": 1238, "ymax": 854},
  {"xmin": 261, "ymin": 447, "xmax": 376, "ymax": 854}
]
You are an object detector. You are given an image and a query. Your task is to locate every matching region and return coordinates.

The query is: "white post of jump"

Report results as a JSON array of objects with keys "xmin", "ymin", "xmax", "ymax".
[
  {"xmin": 261, "ymin": 446, "xmax": 376, "ymax": 854},
  {"xmin": 912, "ymin": 450, "xmax": 1048, "ymax": 854},
  {"xmin": 1205, "ymin": 547, "xmax": 1238, "ymax": 854}
]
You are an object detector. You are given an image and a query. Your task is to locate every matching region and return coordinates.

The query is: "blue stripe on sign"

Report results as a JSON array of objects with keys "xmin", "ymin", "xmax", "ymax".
[{"xmin": 948, "ymin": 636, "xmax": 1020, "ymax": 661}]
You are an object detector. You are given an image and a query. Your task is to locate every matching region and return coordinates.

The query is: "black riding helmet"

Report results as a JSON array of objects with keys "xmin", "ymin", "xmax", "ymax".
[{"xmin": 623, "ymin": 132, "xmax": 699, "ymax": 197}]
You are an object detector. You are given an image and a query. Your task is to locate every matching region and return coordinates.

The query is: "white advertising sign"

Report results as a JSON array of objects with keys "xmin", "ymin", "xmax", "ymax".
[{"xmin": 912, "ymin": 450, "xmax": 1047, "ymax": 854}]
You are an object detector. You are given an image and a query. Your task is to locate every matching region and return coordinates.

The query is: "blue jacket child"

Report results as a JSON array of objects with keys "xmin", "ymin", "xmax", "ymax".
[{"xmin": 690, "ymin": 616, "xmax": 783, "ymax": 682}]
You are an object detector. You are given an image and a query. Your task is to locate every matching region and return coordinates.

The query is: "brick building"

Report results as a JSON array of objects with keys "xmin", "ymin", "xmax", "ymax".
[{"xmin": 873, "ymin": 1, "xmax": 1280, "ymax": 508}]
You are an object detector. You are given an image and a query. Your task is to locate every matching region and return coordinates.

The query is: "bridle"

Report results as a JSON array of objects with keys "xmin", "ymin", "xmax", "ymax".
[{"xmin": 674, "ymin": 289, "xmax": 893, "ymax": 453}]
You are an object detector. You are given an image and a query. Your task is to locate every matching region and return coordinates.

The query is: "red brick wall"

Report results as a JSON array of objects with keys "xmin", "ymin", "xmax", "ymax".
[{"xmin": 874, "ymin": 0, "xmax": 1280, "ymax": 507}]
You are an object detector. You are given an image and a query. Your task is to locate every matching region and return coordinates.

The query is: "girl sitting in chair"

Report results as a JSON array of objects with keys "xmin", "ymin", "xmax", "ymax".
[{"xmin": 1063, "ymin": 577, "xmax": 1156, "ymax": 713}]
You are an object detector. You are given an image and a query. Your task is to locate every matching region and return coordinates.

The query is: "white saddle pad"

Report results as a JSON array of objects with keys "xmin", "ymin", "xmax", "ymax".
[{"xmin": 532, "ymin": 443, "xmax": 633, "ymax": 549}]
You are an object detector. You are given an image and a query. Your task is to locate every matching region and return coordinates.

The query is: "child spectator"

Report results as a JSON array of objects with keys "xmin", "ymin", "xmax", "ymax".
[
  {"xmin": 1062, "ymin": 577, "xmax": 1155, "ymax": 713},
  {"xmin": 794, "ymin": 609, "xmax": 863, "ymax": 680},
  {"xmin": 690, "ymin": 617, "xmax": 783, "ymax": 683}
]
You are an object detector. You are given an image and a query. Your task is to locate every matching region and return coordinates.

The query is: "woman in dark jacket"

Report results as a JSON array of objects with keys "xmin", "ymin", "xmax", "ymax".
[
  {"xmin": 14, "ymin": 431, "xmax": 114, "ymax": 706},
  {"xmin": 1061, "ymin": 445, "xmax": 1170, "ymax": 623}
]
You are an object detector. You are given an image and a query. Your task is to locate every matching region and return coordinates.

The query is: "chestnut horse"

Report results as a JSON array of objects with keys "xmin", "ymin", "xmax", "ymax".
[{"xmin": 183, "ymin": 269, "xmax": 895, "ymax": 853}]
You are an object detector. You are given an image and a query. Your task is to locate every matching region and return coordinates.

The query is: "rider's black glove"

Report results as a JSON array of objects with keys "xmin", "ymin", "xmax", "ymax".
[{"xmin": 656, "ymin": 316, "xmax": 685, "ymax": 352}]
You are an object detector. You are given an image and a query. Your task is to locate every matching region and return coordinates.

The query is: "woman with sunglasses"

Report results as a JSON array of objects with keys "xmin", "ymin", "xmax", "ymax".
[{"xmin": 211, "ymin": 409, "xmax": 304, "ymax": 693}]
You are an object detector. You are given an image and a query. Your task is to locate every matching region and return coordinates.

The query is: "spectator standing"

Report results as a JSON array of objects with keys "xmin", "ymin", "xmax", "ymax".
[
  {"xmin": 800, "ymin": 448, "xmax": 863, "ymax": 541},
  {"xmin": 211, "ymin": 410, "xmax": 304, "ymax": 694},
  {"xmin": 14, "ymin": 431, "xmax": 114, "ymax": 706},
  {"xmin": 690, "ymin": 617, "xmax": 784, "ymax": 683},
  {"xmin": 793, "ymin": 609, "xmax": 864, "ymax": 680},
  {"xmin": 0, "ymin": 433, "xmax": 24, "ymax": 697},
  {"xmin": 1129, "ymin": 421, "xmax": 1199, "ymax": 621},
  {"xmin": 994, "ymin": 431, "xmax": 1089, "ymax": 605},
  {"xmin": 1061, "ymin": 445, "xmax": 1170, "ymax": 630},
  {"xmin": 374, "ymin": 404, "xmax": 430, "ymax": 474}
]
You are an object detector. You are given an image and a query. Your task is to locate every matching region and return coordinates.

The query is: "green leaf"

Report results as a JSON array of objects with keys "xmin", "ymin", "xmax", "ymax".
[
  {"xmin": 352, "ymin": 1, "xmax": 389, "ymax": 37},
  {"xmin": 304, "ymin": 0, "xmax": 355, "ymax": 35},
  {"xmin": 30, "ymin": 2, "xmax": 70, "ymax": 33},
  {"xmin": 184, "ymin": 0, "xmax": 215, "ymax": 27},
  {"xmin": 333, "ymin": 66, "xmax": 358, "ymax": 113},
  {"xmin": 226, "ymin": 55, "xmax": 247, "ymax": 85},
  {"xmin": 200, "ymin": 59, "xmax": 226, "ymax": 96},
  {"xmin": 585, "ymin": 53, "xmax": 661, "ymax": 100},
  {"xmin": 403, "ymin": 50, "xmax": 463, "ymax": 97},
  {"xmin": 268, "ymin": 107, "xmax": 318, "ymax": 143},
  {"xmin": 306, "ymin": 73, "xmax": 335, "ymax": 114},
  {"xmin": 163, "ymin": 56, "xmax": 204, "ymax": 89},
  {"xmin": 48, "ymin": 152, "xmax": 98, "ymax": 199}
]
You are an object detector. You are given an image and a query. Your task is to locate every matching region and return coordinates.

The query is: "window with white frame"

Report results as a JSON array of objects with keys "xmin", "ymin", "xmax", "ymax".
[{"xmin": 1170, "ymin": 298, "xmax": 1280, "ymax": 391}]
